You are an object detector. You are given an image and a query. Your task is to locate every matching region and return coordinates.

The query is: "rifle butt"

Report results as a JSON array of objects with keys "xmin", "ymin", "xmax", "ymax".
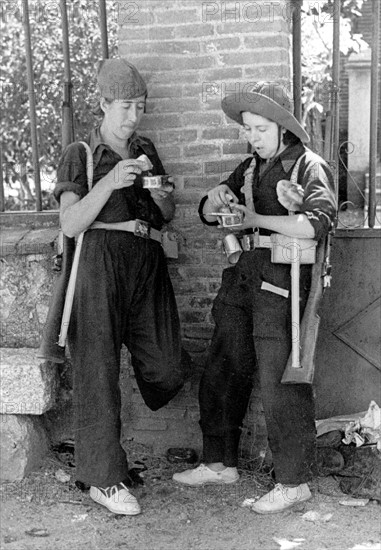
[
  {"xmin": 281, "ymin": 314, "xmax": 321, "ymax": 385},
  {"xmin": 37, "ymin": 235, "xmax": 75, "ymax": 364}
]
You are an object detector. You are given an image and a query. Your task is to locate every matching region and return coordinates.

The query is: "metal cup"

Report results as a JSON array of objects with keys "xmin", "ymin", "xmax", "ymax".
[
  {"xmin": 221, "ymin": 210, "xmax": 243, "ymax": 228},
  {"xmin": 222, "ymin": 234, "xmax": 243, "ymax": 264}
]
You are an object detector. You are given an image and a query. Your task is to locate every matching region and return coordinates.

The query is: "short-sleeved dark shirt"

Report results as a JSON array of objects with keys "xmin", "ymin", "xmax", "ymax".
[
  {"xmin": 54, "ymin": 128, "xmax": 167, "ymax": 230},
  {"xmin": 200, "ymin": 142, "xmax": 337, "ymax": 241}
]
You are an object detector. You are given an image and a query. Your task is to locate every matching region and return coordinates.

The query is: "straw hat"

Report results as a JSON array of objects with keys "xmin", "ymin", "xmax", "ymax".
[{"xmin": 221, "ymin": 82, "xmax": 309, "ymax": 143}]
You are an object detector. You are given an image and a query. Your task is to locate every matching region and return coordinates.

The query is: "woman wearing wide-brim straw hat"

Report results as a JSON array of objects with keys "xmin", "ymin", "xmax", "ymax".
[
  {"xmin": 173, "ymin": 82, "xmax": 337, "ymax": 514},
  {"xmin": 51, "ymin": 58, "xmax": 186, "ymax": 516}
]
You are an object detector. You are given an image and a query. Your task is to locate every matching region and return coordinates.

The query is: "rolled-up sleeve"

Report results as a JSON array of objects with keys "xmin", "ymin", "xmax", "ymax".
[
  {"xmin": 54, "ymin": 143, "xmax": 88, "ymax": 203},
  {"xmin": 297, "ymin": 154, "xmax": 337, "ymax": 240}
]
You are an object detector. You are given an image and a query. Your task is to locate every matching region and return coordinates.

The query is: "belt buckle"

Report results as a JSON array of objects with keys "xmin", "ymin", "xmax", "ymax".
[{"xmin": 134, "ymin": 219, "xmax": 151, "ymax": 239}]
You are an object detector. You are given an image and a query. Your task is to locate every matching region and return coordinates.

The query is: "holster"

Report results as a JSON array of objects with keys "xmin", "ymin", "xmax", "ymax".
[
  {"xmin": 162, "ymin": 230, "xmax": 179, "ymax": 259},
  {"xmin": 270, "ymin": 233, "xmax": 317, "ymax": 264}
]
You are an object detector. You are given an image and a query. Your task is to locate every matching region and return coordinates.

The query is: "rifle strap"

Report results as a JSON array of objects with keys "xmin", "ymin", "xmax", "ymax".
[
  {"xmin": 57, "ymin": 142, "xmax": 93, "ymax": 347},
  {"xmin": 241, "ymin": 150, "xmax": 309, "ymax": 212},
  {"xmin": 78, "ymin": 141, "xmax": 94, "ymax": 191},
  {"xmin": 290, "ymin": 152, "xmax": 307, "ymax": 187},
  {"xmin": 241, "ymin": 157, "xmax": 257, "ymax": 211}
]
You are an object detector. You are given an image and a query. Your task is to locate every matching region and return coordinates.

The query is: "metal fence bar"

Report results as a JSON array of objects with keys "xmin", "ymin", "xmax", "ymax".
[
  {"xmin": 331, "ymin": 0, "xmax": 341, "ymax": 205},
  {"xmin": 99, "ymin": 0, "xmax": 109, "ymax": 59},
  {"xmin": 368, "ymin": 0, "xmax": 380, "ymax": 229},
  {"xmin": 22, "ymin": 0, "xmax": 42, "ymax": 211},
  {"xmin": 292, "ymin": 0, "xmax": 302, "ymax": 122},
  {"xmin": 61, "ymin": 0, "xmax": 75, "ymax": 150},
  {"xmin": 0, "ymin": 148, "xmax": 5, "ymax": 212}
]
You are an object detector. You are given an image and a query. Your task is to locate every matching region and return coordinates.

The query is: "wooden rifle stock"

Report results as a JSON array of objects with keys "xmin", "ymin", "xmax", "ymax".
[
  {"xmin": 281, "ymin": 239, "xmax": 325, "ymax": 384},
  {"xmin": 37, "ymin": 234, "xmax": 75, "ymax": 363}
]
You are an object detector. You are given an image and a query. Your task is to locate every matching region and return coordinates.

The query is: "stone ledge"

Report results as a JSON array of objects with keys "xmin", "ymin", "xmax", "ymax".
[
  {"xmin": 0, "ymin": 349, "xmax": 59, "ymax": 415},
  {"xmin": 0, "ymin": 211, "xmax": 59, "ymax": 258},
  {"xmin": 0, "ymin": 210, "xmax": 59, "ymax": 229},
  {"xmin": 0, "ymin": 227, "xmax": 58, "ymax": 257}
]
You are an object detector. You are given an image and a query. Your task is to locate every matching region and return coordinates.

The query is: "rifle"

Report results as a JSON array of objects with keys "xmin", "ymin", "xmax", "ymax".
[
  {"xmin": 281, "ymin": 108, "xmax": 336, "ymax": 384},
  {"xmin": 37, "ymin": 142, "xmax": 93, "ymax": 363},
  {"xmin": 37, "ymin": 7, "xmax": 77, "ymax": 364},
  {"xmin": 281, "ymin": 237, "xmax": 326, "ymax": 384}
]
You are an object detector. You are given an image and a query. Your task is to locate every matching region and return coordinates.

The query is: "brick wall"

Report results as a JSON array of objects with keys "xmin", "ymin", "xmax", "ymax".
[
  {"xmin": 118, "ymin": 0, "xmax": 292, "ymax": 357},
  {"xmin": 117, "ymin": 0, "xmax": 293, "ymax": 457}
]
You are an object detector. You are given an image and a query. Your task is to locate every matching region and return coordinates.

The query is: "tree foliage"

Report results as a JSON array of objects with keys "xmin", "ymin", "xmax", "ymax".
[
  {"xmin": 0, "ymin": 0, "xmax": 118, "ymax": 209},
  {"xmin": 301, "ymin": 0, "xmax": 368, "ymax": 90},
  {"xmin": 0, "ymin": 0, "xmax": 371, "ymax": 208},
  {"xmin": 300, "ymin": 0, "xmax": 369, "ymax": 154}
]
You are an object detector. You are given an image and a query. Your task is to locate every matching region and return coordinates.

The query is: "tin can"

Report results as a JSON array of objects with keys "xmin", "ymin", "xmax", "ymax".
[
  {"xmin": 219, "ymin": 206, "xmax": 243, "ymax": 228},
  {"xmin": 221, "ymin": 212, "xmax": 243, "ymax": 228},
  {"xmin": 142, "ymin": 175, "xmax": 170, "ymax": 189},
  {"xmin": 222, "ymin": 234, "xmax": 243, "ymax": 264}
]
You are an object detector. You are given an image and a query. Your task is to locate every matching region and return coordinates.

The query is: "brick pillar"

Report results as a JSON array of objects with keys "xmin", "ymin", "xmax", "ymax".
[{"xmin": 118, "ymin": 0, "xmax": 293, "ymax": 457}]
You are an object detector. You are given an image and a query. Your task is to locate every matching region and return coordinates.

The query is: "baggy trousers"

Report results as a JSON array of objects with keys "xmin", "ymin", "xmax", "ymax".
[
  {"xmin": 68, "ymin": 230, "xmax": 183, "ymax": 488},
  {"xmin": 199, "ymin": 250, "xmax": 317, "ymax": 485}
]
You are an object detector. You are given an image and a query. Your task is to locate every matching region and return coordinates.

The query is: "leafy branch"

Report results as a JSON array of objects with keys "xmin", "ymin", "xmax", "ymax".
[{"xmin": 0, "ymin": 0, "xmax": 117, "ymax": 209}]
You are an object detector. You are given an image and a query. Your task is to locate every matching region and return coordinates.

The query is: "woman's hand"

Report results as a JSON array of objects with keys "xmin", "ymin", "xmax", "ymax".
[
  {"xmin": 149, "ymin": 179, "xmax": 176, "ymax": 222},
  {"xmin": 231, "ymin": 203, "xmax": 258, "ymax": 230},
  {"xmin": 149, "ymin": 184, "xmax": 174, "ymax": 201},
  {"xmin": 207, "ymin": 184, "xmax": 238, "ymax": 210},
  {"xmin": 102, "ymin": 159, "xmax": 143, "ymax": 191},
  {"xmin": 149, "ymin": 176, "xmax": 175, "ymax": 201}
]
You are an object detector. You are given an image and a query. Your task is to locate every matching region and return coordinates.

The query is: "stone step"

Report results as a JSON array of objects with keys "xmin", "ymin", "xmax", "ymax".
[
  {"xmin": 0, "ymin": 348, "xmax": 59, "ymax": 482},
  {"xmin": 0, "ymin": 414, "xmax": 49, "ymax": 482},
  {"xmin": 0, "ymin": 348, "xmax": 58, "ymax": 415}
]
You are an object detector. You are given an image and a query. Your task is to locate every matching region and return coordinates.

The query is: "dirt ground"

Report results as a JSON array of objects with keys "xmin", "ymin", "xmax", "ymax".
[{"xmin": 1, "ymin": 442, "xmax": 380, "ymax": 550}]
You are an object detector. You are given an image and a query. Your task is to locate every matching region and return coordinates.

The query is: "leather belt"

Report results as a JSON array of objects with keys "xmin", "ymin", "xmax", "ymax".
[
  {"xmin": 239, "ymin": 233, "xmax": 272, "ymax": 252},
  {"xmin": 90, "ymin": 220, "xmax": 163, "ymax": 244}
]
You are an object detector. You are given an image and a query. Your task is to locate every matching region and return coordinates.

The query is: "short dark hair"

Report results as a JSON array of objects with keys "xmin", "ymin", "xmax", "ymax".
[
  {"xmin": 283, "ymin": 129, "xmax": 301, "ymax": 146},
  {"xmin": 91, "ymin": 94, "xmax": 148, "ymax": 117},
  {"xmin": 91, "ymin": 97, "xmax": 113, "ymax": 117}
]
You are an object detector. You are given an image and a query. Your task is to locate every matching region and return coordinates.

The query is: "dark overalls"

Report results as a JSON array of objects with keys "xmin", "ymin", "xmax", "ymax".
[
  {"xmin": 55, "ymin": 129, "xmax": 184, "ymax": 488},
  {"xmin": 199, "ymin": 142, "xmax": 337, "ymax": 485}
]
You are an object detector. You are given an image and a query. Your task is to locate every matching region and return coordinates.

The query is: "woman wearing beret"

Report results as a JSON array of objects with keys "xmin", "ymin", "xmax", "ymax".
[
  {"xmin": 54, "ymin": 58, "xmax": 185, "ymax": 515},
  {"xmin": 173, "ymin": 82, "xmax": 337, "ymax": 514}
]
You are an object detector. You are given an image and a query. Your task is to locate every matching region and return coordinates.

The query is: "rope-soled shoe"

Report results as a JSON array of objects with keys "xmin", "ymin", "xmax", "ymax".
[
  {"xmin": 90, "ymin": 482, "xmax": 141, "ymax": 515},
  {"xmin": 251, "ymin": 483, "xmax": 311, "ymax": 514},
  {"xmin": 172, "ymin": 463, "xmax": 239, "ymax": 486}
]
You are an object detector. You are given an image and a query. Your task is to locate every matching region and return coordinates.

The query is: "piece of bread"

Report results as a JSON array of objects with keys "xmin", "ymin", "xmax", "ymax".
[{"xmin": 135, "ymin": 154, "xmax": 153, "ymax": 171}]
